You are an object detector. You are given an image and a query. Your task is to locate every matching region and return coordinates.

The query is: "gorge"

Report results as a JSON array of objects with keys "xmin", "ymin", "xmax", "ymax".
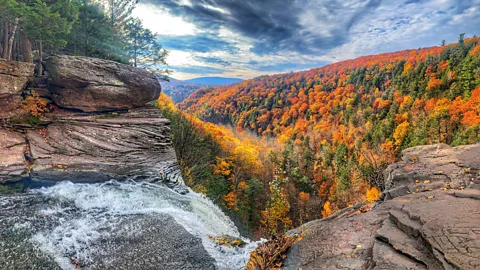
[
  {"xmin": 0, "ymin": 52, "xmax": 479, "ymax": 270},
  {"xmin": 0, "ymin": 55, "xmax": 258, "ymax": 269}
]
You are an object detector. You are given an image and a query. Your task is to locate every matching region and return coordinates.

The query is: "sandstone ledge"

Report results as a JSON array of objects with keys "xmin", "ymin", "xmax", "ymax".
[{"xmin": 284, "ymin": 144, "xmax": 480, "ymax": 270}]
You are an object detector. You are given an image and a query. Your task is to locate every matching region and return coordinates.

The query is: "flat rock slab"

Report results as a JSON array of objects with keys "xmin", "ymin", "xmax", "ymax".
[
  {"xmin": 284, "ymin": 190, "xmax": 480, "ymax": 270},
  {"xmin": 284, "ymin": 143, "xmax": 480, "ymax": 270},
  {"xmin": 384, "ymin": 144, "xmax": 480, "ymax": 195},
  {"xmin": 0, "ymin": 129, "xmax": 27, "ymax": 182}
]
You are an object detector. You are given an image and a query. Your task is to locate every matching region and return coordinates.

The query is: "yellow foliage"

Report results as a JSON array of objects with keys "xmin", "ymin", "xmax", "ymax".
[
  {"xmin": 393, "ymin": 121, "xmax": 410, "ymax": 145},
  {"xmin": 193, "ymin": 184, "xmax": 208, "ymax": 194},
  {"xmin": 214, "ymin": 157, "xmax": 232, "ymax": 176},
  {"xmin": 321, "ymin": 201, "xmax": 333, "ymax": 218},
  {"xmin": 157, "ymin": 92, "xmax": 177, "ymax": 111},
  {"xmin": 366, "ymin": 187, "xmax": 381, "ymax": 202},
  {"xmin": 238, "ymin": 181, "xmax": 249, "ymax": 190},
  {"xmin": 223, "ymin": 192, "xmax": 237, "ymax": 209},
  {"xmin": 20, "ymin": 91, "xmax": 48, "ymax": 116},
  {"xmin": 233, "ymin": 141, "xmax": 261, "ymax": 169}
]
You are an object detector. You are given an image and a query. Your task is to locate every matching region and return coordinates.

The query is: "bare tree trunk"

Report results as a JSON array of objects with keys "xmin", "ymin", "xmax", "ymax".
[
  {"xmin": 20, "ymin": 31, "xmax": 32, "ymax": 63},
  {"xmin": 38, "ymin": 39, "xmax": 43, "ymax": 75},
  {"xmin": 14, "ymin": 36, "xmax": 19, "ymax": 61},
  {"xmin": 133, "ymin": 35, "xmax": 137, "ymax": 67},
  {"xmin": 2, "ymin": 21, "xmax": 8, "ymax": 59},
  {"xmin": 110, "ymin": 0, "xmax": 115, "ymax": 26},
  {"xmin": 7, "ymin": 18, "xmax": 19, "ymax": 60}
]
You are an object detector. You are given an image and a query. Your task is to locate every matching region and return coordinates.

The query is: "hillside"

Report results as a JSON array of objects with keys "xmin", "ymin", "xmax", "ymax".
[
  {"xmin": 176, "ymin": 37, "xmax": 480, "ymax": 234},
  {"xmin": 160, "ymin": 77, "xmax": 210, "ymax": 103},
  {"xmin": 161, "ymin": 77, "xmax": 243, "ymax": 103}
]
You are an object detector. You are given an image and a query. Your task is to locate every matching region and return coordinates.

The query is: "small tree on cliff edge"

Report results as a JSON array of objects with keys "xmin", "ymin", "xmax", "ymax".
[{"xmin": 124, "ymin": 18, "xmax": 170, "ymax": 80}]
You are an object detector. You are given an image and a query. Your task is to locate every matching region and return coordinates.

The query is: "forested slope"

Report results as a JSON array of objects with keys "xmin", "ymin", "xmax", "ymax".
[{"xmin": 174, "ymin": 36, "xmax": 480, "ymax": 237}]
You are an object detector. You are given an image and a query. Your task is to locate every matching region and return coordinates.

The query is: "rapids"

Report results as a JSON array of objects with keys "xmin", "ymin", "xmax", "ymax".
[{"xmin": 0, "ymin": 180, "xmax": 261, "ymax": 270}]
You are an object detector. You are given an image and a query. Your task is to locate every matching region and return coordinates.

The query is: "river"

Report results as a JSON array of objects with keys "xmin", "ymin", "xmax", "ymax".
[{"xmin": 0, "ymin": 180, "xmax": 260, "ymax": 269}]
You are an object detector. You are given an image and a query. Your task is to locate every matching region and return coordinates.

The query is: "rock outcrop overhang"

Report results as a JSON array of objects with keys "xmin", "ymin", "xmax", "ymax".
[
  {"xmin": 46, "ymin": 55, "xmax": 162, "ymax": 112},
  {"xmin": 0, "ymin": 56, "xmax": 184, "ymax": 192},
  {"xmin": 284, "ymin": 143, "xmax": 480, "ymax": 270}
]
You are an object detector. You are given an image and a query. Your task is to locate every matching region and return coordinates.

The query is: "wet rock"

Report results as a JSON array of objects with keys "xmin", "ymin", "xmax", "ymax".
[
  {"xmin": 0, "ymin": 129, "xmax": 27, "ymax": 183},
  {"xmin": 45, "ymin": 55, "xmax": 161, "ymax": 112},
  {"xmin": 284, "ymin": 143, "xmax": 480, "ymax": 270},
  {"xmin": 0, "ymin": 192, "xmax": 216, "ymax": 270},
  {"xmin": 0, "ymin": 59, "xmax": 34, "ymax": 118},
  {"xmin": 89, "ymin": 215, "xmax": 216, "ymax": 270}
]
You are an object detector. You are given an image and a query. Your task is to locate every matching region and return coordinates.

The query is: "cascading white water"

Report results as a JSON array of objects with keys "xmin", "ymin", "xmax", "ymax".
[{"xmin": 28, "ymin": 180, "xmax": 262, "ymax": 270}]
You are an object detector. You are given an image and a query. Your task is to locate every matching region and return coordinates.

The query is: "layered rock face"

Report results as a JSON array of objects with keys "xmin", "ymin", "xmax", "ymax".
[
  {"xmin": 0, "ymin": 129, "xmax": 27, "ymax": 182},
  {"xmin": 284, "ymin": 144, "xmax": 480, "ymax": 270},
  {"xmin": 0, "ymin": 59, "xmax": 34, "ymax": 118},
  {"xmin": 46, "ymin": 55, "xmax": 162, "ymax": 112},
  {"xmin": 0, "ymin": 56, "xmax": 183, "ymax": 192},
  {"xmin": 26, "ymin": 108, "xmax": 183, "ymax": 191}
]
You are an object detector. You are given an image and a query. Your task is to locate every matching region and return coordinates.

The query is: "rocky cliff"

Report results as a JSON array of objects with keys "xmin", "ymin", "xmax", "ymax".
[
  {"xmin": 0, "ymin": 59, "xmax": 34, "ymax": 119},
  {"xmin": 0, "ymin": 56, "xmax": 184, "ymax": 192},
  {"xmin": 284, "ymin": 143, "xmax": 480, "ymax": 270}
]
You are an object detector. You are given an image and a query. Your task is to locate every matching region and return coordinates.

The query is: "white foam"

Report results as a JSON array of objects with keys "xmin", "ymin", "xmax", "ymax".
[{"xmin": 29, "ymin": 180, "xmax": 261, "ymax": 269}]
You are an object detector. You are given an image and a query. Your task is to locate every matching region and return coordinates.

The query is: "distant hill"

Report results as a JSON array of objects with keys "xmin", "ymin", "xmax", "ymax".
[
  {"xmin": 160, "ymin": 77, "xmax": 243, "ymax": 103},
  {"xmin": 184, "ymin": 77, "xmax": 243, "ymax": 86}
]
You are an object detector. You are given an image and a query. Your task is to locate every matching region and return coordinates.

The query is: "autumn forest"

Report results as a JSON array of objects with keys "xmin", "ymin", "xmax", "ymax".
[{"xmin": 157, "ymin": 36, "xmax": 480, "ymax": 238}]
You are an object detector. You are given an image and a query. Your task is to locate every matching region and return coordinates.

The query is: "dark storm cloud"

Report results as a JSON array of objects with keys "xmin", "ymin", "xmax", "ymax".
[
  {"xmin": 158, "ymin": 35, "xmax": 238, "ymax": 53},
  {"xmin": 145, "ymin": 0, "xmax": 382, "ymax": 55},
  {"xmin": 142, "ymin": 0, "xmax": 479, "ymax": 78}
]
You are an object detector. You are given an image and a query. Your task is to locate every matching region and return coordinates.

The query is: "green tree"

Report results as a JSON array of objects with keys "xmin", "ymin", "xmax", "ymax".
[
  {"xmin": 65, "ymin": 0, "xmax": 128, "ymax": 63},
  {"xmin": 104, "ymin": 0, "xmax": 138, "ymax": 28},
  {"xmin": 23, "ymin": 0, "xmax": 72, "ymax": 74},
  {"xmin": 125, "ymin": 17, "xmax": 169, "ymax": 76}
]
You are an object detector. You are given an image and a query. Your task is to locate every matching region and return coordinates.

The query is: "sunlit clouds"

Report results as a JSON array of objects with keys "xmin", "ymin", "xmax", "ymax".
[{"xmin": 134, "ymin": 0, "xmax": 480, "ymax": 80}]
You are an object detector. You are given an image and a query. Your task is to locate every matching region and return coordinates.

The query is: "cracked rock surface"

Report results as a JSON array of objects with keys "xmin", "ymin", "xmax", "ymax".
[
  {"xmin": 284, "ymin": 143, "xmax": 480, "ymax": 270},
  {"xmin": 0, "ymin": 129, "xmax": 27, "ymax": 182},
  {"xmin": 0, "ymin": 59, "xmax": 34, "ymax": 118}
]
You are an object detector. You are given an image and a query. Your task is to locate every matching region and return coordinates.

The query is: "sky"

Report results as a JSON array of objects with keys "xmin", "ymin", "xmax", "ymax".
[{"xmin": 132, "ymin": 0, "xmax": 480, "ymax": 80}]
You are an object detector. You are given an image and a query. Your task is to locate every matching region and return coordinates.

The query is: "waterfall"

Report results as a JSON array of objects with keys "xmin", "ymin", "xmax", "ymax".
[{"xmin": 1, "ymin": 180, "xmax": 261, "ymax": 270}]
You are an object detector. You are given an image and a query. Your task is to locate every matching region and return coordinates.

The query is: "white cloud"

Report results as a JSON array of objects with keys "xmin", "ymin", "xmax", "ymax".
[
  {"xmin": 136, "ymin": 0, "xmax": 480, "ymax": 80},
  {"xmin": 132, "ymin": 3, "xmax": 199, "ymax": 36}
]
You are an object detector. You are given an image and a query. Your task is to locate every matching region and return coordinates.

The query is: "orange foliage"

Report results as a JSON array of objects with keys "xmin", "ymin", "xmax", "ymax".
[
  {"xmin": 172, "ymin": 38, "xmax": 480, "ymax": 237},
  {"xmin": 21, "ymin": 91, "xmax": 49, "ymax": 116},
  {"xmin": 366, "ymin": 187, "xmax": 381, "ymax": 202}
]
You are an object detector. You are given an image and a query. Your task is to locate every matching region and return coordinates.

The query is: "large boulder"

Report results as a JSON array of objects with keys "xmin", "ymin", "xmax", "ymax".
[
  {"xmin": 45, "ymin": 55, "xmax": 161, "ymax": 112},
  {"xmin": 0, "ymin": 59, "xmax": 34, "ymax": 118},
  {"xmin": 284, "ymin": 143, "xmax": 480, "ymax": 270},
  {"xmin": 0, "ymin": 129, "xmax": 27, "ymax": 183}
]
